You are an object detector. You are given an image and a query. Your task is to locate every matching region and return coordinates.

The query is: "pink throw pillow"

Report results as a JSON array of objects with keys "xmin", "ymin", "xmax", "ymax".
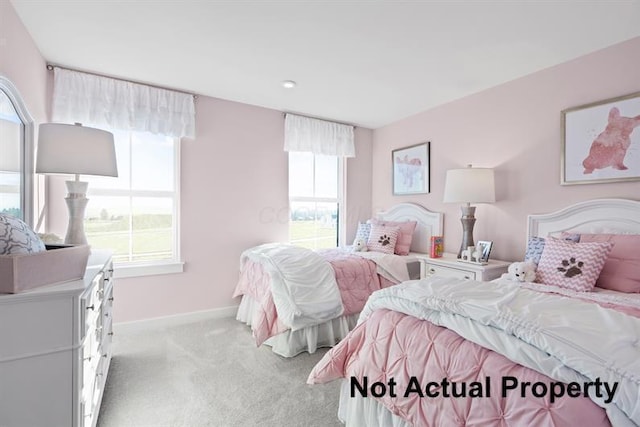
[
  {"xmin": 578, "ymin": 234, "xmax": 640, "ymax": 293},
  {"xmin": 367, "ymin": 224, "xmax": 399, "ymax": 255},
  {"xmin": 368, "ymin": 219, "xmax": 417, "ymax": 255},
  {"xmin": 536, "ymin": 238, "xmax": 613, "ymax": 292}
]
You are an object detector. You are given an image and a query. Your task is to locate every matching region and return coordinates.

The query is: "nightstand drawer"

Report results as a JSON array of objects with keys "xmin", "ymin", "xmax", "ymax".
[
  {"xmin": 425, "ymin": 264, "xmax": 476, "ymax": 280},
  {"xmin": 417, "ymin": 253, "xmax": 510, "ymax": 281}
]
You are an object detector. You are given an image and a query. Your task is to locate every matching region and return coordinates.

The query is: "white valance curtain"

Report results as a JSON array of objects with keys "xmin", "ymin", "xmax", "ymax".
[
  {"xmin": 284, "ymin": 113, "xmax": 355, "ymax": 157},
  {"xmin": 52, "ymin": 67, "xmax": 196, "ymax": 139}
]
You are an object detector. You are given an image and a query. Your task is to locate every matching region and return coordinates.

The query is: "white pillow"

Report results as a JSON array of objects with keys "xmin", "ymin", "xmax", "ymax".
[{"xmin": 0, "ymin": 214, "xmax": 47, "ymax": 255}]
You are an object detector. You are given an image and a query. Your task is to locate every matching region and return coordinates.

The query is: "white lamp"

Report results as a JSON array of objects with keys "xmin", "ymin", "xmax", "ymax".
[
  {"xmin": 443, "ymin": 165, "xmax": 495, "ymax": 258},
  {"xmin": 36, "ymin": 123, "xmax": 117, "ymax": 245}
]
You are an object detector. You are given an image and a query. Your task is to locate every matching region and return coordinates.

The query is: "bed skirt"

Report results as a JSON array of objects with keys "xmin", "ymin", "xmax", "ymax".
[
  {"xmin": 338, "ymin": 380, "xmax": 408, "ymax": 427},
  {"xmin": 236, "ymin": 295, "xmax": 359, "ymax": 357}
]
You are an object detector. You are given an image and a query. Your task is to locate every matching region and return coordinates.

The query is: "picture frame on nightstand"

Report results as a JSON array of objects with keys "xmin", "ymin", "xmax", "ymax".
[{"xmin": 476, "ymin": 240, "xmax": 493, "ymax": 263}]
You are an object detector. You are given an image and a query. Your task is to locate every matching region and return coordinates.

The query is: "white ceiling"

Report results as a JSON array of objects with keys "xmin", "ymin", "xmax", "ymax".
[{"xmin": 10, "ymin": 0, "xmax": 640, "ymax": 129}]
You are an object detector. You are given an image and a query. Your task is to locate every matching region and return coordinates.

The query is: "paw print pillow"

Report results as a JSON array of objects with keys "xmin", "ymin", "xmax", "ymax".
[
  {"xmin": 367, "ymin": 224, "xmax": 399, "ymax": 255},
  {"xmin": 536, "ymin": 237, "xmax": 613, "ymax": 292},
  {"xmin": 368, "ymin": 218, "xmax": 417, "ymax": 255}
]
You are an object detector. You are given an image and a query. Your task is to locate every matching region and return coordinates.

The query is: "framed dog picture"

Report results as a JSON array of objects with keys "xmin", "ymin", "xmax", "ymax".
[
  {"xmin": 392, "ymin": 142, "xmax": 430, "ymax": 195},
  {"xmin": 561, "ymin": 91, "xmax": 640, "ymax": 185}
]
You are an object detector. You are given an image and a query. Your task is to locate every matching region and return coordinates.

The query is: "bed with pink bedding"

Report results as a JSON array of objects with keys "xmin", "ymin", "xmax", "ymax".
[
  {"xmin": 233, "ymin": 203, "xmax": 444, "ymax": 357},
  {"xmin": 307, "ymin": 199, "xmax": 640, "ymax": 426},
  {"xmin": 234, "ymin": 248, "xmax": 398, "ymax": 356}
]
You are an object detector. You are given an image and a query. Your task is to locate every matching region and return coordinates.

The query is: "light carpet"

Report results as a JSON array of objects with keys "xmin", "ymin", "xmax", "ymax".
[{"xmin": 97, "ymin": 316, "xmax": 342, "ymax": 427}]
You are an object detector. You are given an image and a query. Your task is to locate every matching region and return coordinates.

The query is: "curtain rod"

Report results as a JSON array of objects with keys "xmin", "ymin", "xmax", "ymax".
[
  {"xmin": 283, "ymin": 112, "xmax": 356, "ymax": 129},
  {"xmin": 46, "ymin": 64, "xmax": 197, "ymax": 99}
]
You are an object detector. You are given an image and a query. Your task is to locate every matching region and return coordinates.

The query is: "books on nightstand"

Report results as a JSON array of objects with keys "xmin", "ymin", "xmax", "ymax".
[{"xmin": 430, "ymin": 236, "xmax": 443, "ymax": 258}]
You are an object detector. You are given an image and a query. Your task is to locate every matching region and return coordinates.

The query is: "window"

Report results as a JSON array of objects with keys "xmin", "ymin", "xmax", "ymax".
[
  {"xmin": 0, "ymin": 90, "xmax": 23, "ymax": 219},
  {"xmin": 288, "ymin": 152, "xmax": 344, "ymax": 249},
  {"xmin": 83, "ymin": 130, "xmax": 180, "ymax": 269}
]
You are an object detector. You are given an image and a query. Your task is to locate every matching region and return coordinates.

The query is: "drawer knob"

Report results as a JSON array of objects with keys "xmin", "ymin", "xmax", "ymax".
[
  {"xmin": 108, "ymin": 297, "xmax": 114, "ymax": 302},
  {"xmin": 86, "ymin": 304, "xmax": 95, "ymax": 311},
  {"xmin": 108, "ymin": 332, "xmax": 114, "ymax": 336}
]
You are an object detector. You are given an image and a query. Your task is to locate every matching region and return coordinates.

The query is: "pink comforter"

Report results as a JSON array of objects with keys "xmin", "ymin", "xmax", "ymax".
[
  {"xmin": 308, "ymin": 309, "xmax": 611, "ymax": 427},
  {"xmin": 233, "ymin": 249, "xmax": 394, "ymax": 346}
]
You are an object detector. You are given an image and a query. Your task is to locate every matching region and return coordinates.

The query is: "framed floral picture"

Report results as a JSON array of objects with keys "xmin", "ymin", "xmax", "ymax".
[
  {"xmin": 392, "ymin": 142, "xmax": 430, "ymax": 195},
  {"xmin": 561, "ymin": 91, "xmax": 640, "ymax": 185}
]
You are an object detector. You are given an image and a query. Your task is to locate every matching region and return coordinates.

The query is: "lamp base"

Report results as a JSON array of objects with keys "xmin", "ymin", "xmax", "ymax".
[
  {"xmin": 64, "ymin": 180, "xmax": 89, "ymax": 245},
  {"xmin": 457, "ymin": 205, "xmax": 476, "ymax": 258}
]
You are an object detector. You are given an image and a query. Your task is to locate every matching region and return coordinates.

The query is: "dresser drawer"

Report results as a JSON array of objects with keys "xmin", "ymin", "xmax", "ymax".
[
  {"xmin": 80, "ymin": 274, "xmax": 105, "ymax": 341},
  {"xmin": 425, "ymin": 264, "xmax": 476, "ymax": 280}
]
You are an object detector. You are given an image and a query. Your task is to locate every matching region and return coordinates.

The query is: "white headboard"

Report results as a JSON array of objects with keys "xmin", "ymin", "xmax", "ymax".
[
  {"xmin": 528, "ymin": 198, "xmax": 640, "ymax": 239},
  {"xmin": 377, "ymin": 203, "xmax": 444, "ymax": 254}
]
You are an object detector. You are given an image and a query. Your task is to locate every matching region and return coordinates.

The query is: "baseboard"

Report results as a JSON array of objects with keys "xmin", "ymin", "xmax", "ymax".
[{"xmin": 114, "ymin": 305, "xmax": 239, "ymax": 333}]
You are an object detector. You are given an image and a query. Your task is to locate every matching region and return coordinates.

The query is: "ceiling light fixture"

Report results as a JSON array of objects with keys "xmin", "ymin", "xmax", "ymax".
[{"xmin": 281, "ymin": 80, "xmax": 297, "ymax": 89}]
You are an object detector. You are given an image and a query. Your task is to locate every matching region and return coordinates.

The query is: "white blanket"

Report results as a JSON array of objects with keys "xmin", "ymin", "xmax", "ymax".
[
  {"xmin": 240, "ymin": 244, "xmax": 344, "ymax": 331},
  {"xmin": 360, "ymin": 277, "xmax": 640, "ymax": 427},
  {"xmin": 351, "ymin": 250, "xmax": 410, "ymax": 284}
]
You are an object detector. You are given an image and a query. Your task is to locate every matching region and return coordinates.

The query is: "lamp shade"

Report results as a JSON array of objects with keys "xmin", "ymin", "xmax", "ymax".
[
  {"xmin": 443, "ymin": 167, "xmax": 495, "ymax": 203},
  {"xmin": 36, "ymin": 123, "xmax": 117, "ymax": 177}
]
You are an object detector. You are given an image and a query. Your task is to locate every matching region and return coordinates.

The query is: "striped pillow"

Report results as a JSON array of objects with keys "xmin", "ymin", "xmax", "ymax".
[
  {"xmin": 525, "ymin": 234, "xmax": 580, "ymax": 265},
  {"xmin": 536, "ymin": 238, "xmax": 613, "ymax": 292},
  {"xmin": 368, "ymin": 219, "xmax": 417, "ymax": 255},
  {"xmin": 367, "ymin": 224, "xmax": 399, "ymax": 255}
]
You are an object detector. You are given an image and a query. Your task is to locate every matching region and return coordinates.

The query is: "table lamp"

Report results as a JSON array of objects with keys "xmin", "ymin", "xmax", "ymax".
[
  {"xmin": 36, "ymin": 123, "xmax": 117, "ymax": 245},
  {"xmin": 443, "ymin": 164, "xmax": 495, "ymax": 258}
]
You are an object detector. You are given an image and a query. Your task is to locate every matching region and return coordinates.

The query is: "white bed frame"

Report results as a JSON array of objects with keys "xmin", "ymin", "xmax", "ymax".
[
  {"xmin": 376, "ymin": 202, "xmax": 444, "ymax": 254},
  {"xmin": 528, "ymin": 198, "xmax": 640, "ymax": 239}
]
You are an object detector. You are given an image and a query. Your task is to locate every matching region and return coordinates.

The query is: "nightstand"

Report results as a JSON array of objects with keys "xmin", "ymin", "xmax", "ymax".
[{"xmin": 414, "ymin": 252, "xmax": 511, "ymax": 281}]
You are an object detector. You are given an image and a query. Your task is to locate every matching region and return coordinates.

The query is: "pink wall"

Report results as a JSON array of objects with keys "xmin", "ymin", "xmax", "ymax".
[
  {"xmin": 372, "ymin": 37, "xmax": 640, "ymax": 262},
  {"xmin": 0, "ymin": 3, "xmax": 374, "ymax": 323},
  {"xmin": 0, "ymin": 1, "xmax": 47, "ymax": 123},
  {"xmin": 113, "ymin": 99, "xmax": 373, "ymax": 322},
  {"xmin": 5, "ymin": 0, "xmax": 638, "ymax": 322}
]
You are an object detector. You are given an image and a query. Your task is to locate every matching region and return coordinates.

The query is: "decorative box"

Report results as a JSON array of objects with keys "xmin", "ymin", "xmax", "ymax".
[
  {"xmin": 0, "ymin": 244, "xmax": 90, "ymax": 294},
  {"xmin": 430, "ymin": 236, "xmax": 443, "ymax": 258}
]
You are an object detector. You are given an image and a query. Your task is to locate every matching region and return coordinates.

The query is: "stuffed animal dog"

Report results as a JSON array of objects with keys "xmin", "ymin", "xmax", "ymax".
[{"xmin": 501, "ymin": 261, "xmax": 536, "ymax": 282}]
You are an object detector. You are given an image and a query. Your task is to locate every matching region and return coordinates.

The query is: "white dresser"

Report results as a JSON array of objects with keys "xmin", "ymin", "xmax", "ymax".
[{"xmin": 0, "ymin": 251, "xmax": 114, "ymax": 427}]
